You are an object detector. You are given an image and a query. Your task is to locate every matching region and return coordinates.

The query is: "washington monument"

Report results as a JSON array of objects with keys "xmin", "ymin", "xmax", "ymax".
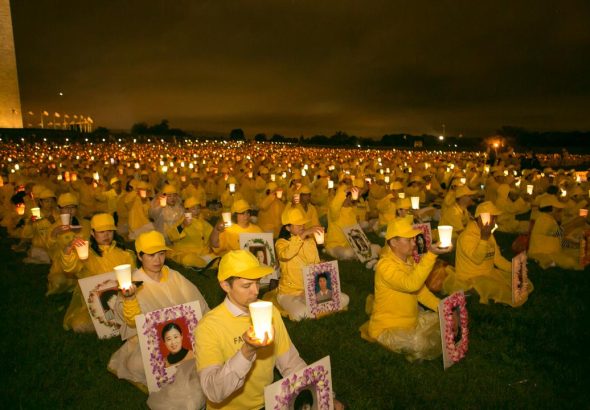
[{"xmin": 0, "ymin": 0, "xmax": 23, "ymax": 128}]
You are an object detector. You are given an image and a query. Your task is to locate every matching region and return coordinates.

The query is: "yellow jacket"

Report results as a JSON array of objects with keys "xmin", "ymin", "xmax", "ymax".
[
  {"xmin": 439, "ymin": 202, "xmax": 471, "ymax": 236},
  {"xmin": 276, "ymin": 236, "xmax": 320, "ymax": 296},
  {"xmin": 326, "ymin": 188, "xmax": 357, "ymax": 249},
  {"xmin": 213, "ymin": 223, "xmax": 263, "ymax": 255},
  {"xmin": 376, "ymin": 194, "xmax": 396, "ymax": 228},
  {"xmin": 528, "ymin": 212, "xmax": 561, "ymax": 256},
  {"xmin": 257, "ymin": 194, "xmax": 285, "ymax": 238},
  {"xmin": 167, "ymin": 217, "xmax": 213, "ymax": 255},
  {"xmin": 368, "ymin": 251, "xmax": 439, "ymax": 339}
]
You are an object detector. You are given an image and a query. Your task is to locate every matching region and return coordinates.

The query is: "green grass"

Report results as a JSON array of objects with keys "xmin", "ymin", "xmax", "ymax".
[{"xmin": 0, "ymin": 228, "xmax": 588, "ymax": 409}]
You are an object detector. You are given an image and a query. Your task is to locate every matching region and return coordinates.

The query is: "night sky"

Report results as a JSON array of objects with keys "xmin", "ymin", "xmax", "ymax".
[{"xmin": 10, "ymin": 0, "xmax": 590, "ymax": 138}]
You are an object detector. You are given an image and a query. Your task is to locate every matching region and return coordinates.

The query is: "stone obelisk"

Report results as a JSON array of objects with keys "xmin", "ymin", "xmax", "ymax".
[{"xmin": 0, "ymin": 0, "xmax": 23, "ymax": 128}]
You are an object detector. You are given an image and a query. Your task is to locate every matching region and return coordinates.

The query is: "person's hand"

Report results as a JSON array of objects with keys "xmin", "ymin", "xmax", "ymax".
[
  {"xmin": 182, "ymin": 217, "xmax": 192, "ymax": 227},
  {"xmin": 302, "ymin": 226, "xmax": 323, "ymax": 239},
  {"xmin": 429, "ymin": 242, "xmax": 453, "ymax": 255},
  {"xmin": 51, "ymin": 224, "xmax": 71, "ymax": 238},
  {"xmin": 479, "ymin": 220, "xmax": 493, "ymax": 241},
  {"xmin": 66, "ymin": 237, "xmax": 87, "ymax": 255},
  {"xmin": 241, "ymin": 325, "xmax": 274, "ymax": 360},
  {"xmin": 215, "ymin": 221, "xmax": 225, "ymax": 232},
  {"xmin": 121, "ymin": 283, "xmax": 137, "ymax": 299},
  {"xmin": 334, "ymin": 399, "xmax": 345, "ymax": 410}
]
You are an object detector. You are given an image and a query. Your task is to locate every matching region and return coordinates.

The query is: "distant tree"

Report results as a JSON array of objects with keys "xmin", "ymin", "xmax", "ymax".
[
  {"xmin": 254, "ymin": 133, "xmax": 267, "ymax": 142},
  {"xmin": 308, "ymin": 134, "xmax": 329, "ymax": 145},
  {"xmin": 93, "ymin": 126, "xmax": 110, "ymax": 134},
  {"xmin": 131, "ymin": 122, "xmax": 149, "ymax": 134},
  {"xmin": 330, "ymin": 131, "xmax": 350, "ymax": 146},
  {"xmin": 270, "ymin": 134, "xmax": 285, "ymax": 142},
  {"xmin": 230, "ymin": 128, "xmax": 245, "ymax": 140},
  {"xmin": 149, "ymin": 119, "xmax": 170, "ymax": 135}
]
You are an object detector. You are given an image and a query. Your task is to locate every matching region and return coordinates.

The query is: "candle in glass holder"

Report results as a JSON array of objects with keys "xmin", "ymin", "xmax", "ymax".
[
  {"xmin": 31, "ymin": 207, "xmax": 41, "ymax": 218},
  {"xmin": 249, "ymin": 301, "xmax": 273, "ymax": 340},
  {"xmin": 411, "ymin": 196, "xmax": 420, "ymax": 210},
  {"xmin": 526, "ymin": 185, "xmax": 534, "ymax": 195},
  {"xmin": 75, "ymin": 240, "xmax": 89, "ymax": 260},
  {"xmin": 60, "ymin": 213, "xmax": 71, "ymax": 226},
  {"xmin": 16, "ymin": 203, "xmax": 25, "ymax": 215},
  {"xmin": 313, "ymin": 228, "xmax": 325, "ymax": 244},
  {"xmin": 480, "ymin": 212, "xmax": 491, "ymax": 226},
  {"xmin": 438, "ymin": 225, "xmax": 453, "ymax": 248},
  {"xmin": 229, "ymin": 183, "xmax": 236, "ymax": 193},
  {"xmin": 159, "ymin": 196, "xmax": 167, "ymax": 207},
  {"xmin": 114, "ymin": 264, "xmax": 132, "ymax": 290},
  {"xmin": 328, "ymin": 180, "xmax": 334, "ymax": 189},
  {"xmin": 580, "ymin": 209, "xmax": 588, "ymax": 218},
  {"xmin": 222, "ymin": 212, "xmax": 232, "ymax": 227}
]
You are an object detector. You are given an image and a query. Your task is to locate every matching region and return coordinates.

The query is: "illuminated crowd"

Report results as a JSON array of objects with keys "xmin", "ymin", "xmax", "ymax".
[{"xmin": 1, "ymin": 138, "xmax": 589, "ymax": 409}]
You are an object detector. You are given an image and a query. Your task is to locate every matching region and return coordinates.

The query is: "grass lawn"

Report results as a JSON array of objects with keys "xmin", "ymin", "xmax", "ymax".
[{"xmin": 0, "ymin": 228, "xmax": 588, "ymax": 409}]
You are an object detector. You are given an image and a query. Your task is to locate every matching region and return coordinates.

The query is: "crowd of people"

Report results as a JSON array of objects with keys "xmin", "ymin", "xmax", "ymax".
[{"xmin": 1, "ymin": 138, "xmax": 589, "ymax": 409}]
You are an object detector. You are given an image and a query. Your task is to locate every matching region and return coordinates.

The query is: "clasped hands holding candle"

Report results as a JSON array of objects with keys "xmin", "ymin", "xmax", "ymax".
[{"xmin": 240, "ymin": 324, "xmax": 275, "ymax": 360}]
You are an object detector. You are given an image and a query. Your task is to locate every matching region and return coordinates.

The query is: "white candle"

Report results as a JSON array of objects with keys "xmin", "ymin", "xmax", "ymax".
[
  {"xmin": 229, "ymin": 183, "xmax": 236, "ymax": 193},
  {"xmin": 438, "ymin": 225, "xmax": 453, "ymax": 248},
  {"xmin": 384, "ymin": 176, "xmax": 390, "ymax": 184},
  {"xmin": 248, "ymin": 171, "xmax": 253, "ymax": 179},
  {"xmin": 60, "ymin": 213, "xmax": 71, "ymax": 226},
  {"xmin": 75, "ymin": 240, "xmax": 89, "ymax": 260},
  {"xmin": 139, "ymin": 189, "xmax": 147, "ymax": 198},
  {"xmin": 398, "ymin": 192, "xmax": 406, "ymax": 199},
  {"xmin": 249, "ymin": 301, "xmax": 273, "ymax": 340},
  {"xmin": 16, "ymin": 204, "xmax": 25, "ymax": 215},
  {"xmin": 328, "ymin": 180, "xmax": 334, "ymax": 189},
  {"xmin": 313, "ymin": 229, "xmax": 325, "ymax": 244},
  {"xmin": 270, "ymin": 174, "xmax": 276, "ymax": 182},
  {"xmin": 31, "ymin": 207, "xmax": 41, "ymax": 218},
  {"xmin": 352, "ymin": 188, "xmax": 359, "ymax": 201},
  {"xmin": 480, "ymin": 212, "xmax": 491, "ymax": 226},
  {"xmin": 275, "ymin": 189, "xmax": 283, "ymax": 199},
  {"xmin": 159, "ymin": 196, "xmax": 167, "ymax": 207},
  {"xmin": 114, "ymin": 264, "xmax": 132, "ymax": 290},
  {"xmin": 460, "ymin": 177, "xmax": 466, "ymax": 185},
  {"xmin": 222, "ymin": 212, "xmax": 232, "ymax": 227},
  {"xmin": 526, "ymin": 185, "xmax": 534, "ymax": 195},
  {"xmin": 411, "ymin": 196, "xmax": 420, "ymax": 210},
  {"xmin": 580, "ymin": 209, "xmax": 588, "ymax": 217}
]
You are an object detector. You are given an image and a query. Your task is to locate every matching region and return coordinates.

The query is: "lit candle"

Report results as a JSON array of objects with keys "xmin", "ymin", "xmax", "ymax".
[
  {"xmin": 398, "ymin": 192, "xmax": 406, "ymax": 199},
  {"xmin": 229, "ymin": 183, "xmax": 236, "ymax": 193},
  {"xmin": 384, "ymin": 176, "xmax": 390, "ymax": 184},
  {"xmin": 139, "ymin": 189, "xmax": 147, "ymax": 198},
  {"xmin": 249, "ymin": 301, "xmax": 273, "ymax": 340},
  {"xmin": 480, "ymin": 212, "xmax": 491, "ymax": 226},
  {"xmin": 75, "ymin": 240, "xmax": 89, "ymax": 260},
  {"xmin": 60, "ymin": 213, "xmax": 71, "ymax": 226},
  {"xmin": 411, "ymin": 196, "xmax": 420, "ymax": 210},
  {"xmin": 275, "ymin": 189, "xmax": 283, "ymax": 199},
  {"xmin": 328, "ymin": 180, "xmax": 334, "ymax": 189},
  {"xmin": 351, "ymin": 188, "xmax": 359, "ymax": 201},
  {"xmin": 31, "ymin": 207, "xmax": 41, "ymax": 218},
  {"xmin": 159, "ymin": 196, "xmax": 167, "ymax": 207},
  {"xmin": 580, "ymin": 209, "xmax": 588, "ymax": 217},
  {"xmin": 270, "ymin": 174, "xmax": 276, "ymax": 182},
  {"xmin": 460, "ymin": 177, "xmax": 466, "ymax": 185},
  {"xmin": 526, "ymin": 185, "xmax": 534, "ymax": 195},
  {"xmin": 222, "ymin": 212, "xmax": 232, "ymax": 227},
  {"xmin": 16, "ymin": 203, "xmax": 25, "ymax": 216},
  {"xmin": 314, "ymin": 228, "xmax": 325, "ymax": 244},
  {"xmin": 438, "ymin": 225, "xmax": 453, "ymax": 248},
  {"xmin": 114, "ymin": 264, "xmax": 132, "ymax": 290}
]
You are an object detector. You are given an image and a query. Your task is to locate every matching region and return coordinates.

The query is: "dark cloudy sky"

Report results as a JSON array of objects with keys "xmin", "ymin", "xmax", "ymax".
[{"xmin": 10, "ymin": 0, "xmax": 590, "ymax": 138}]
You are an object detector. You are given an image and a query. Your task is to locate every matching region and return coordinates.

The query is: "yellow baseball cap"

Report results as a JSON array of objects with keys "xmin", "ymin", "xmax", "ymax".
[
  {"xmin": 162, "ymin": 184, "xmax": 177, "ymax": 195},
  {"xmin": 38, "ymin": 189, "xmax": 56, "ymax": 199},
  {"xmin": 385, "ymin": 218, "xmax": 421, "ymax": 240},
  {"xmin": 299, "ymin": 185, "xmax": 312, "ymax": 194},
  {"xmin": 217, "ymin": 250, "xmax": 274, "ymax": 282},
  {"xmin": 396, "ymin": 197, "xmax": 412, "ymax": 209},
  {"xmin": 281, "ymin": 207, "xmax": 310, "ymax": 226},
  {"xmin": 91, "ymin": 213, "xmax": 116, "ymax": 231},
  {"xmin": 135, "ymin": 230, "xmax": 171, "ymax": 254},
  {"xmin": 231, "ymin": 199, "xmax": 251, "ymax": 214},
  {"xmin": 184, "ymin": 196, "xmax": 200, "ymax": 209},
  {"xmin": 390, "ymin": 181, "xmax": 404, "ymax": 190},
  {"xmin": 475, "ymin": 201, "xmax": 503, "ymax": 217},
  {"xmin": 109, "ymin": 177, "xmax": 120, "ymax": 185},
  {"xmin": 58, "ymin": 193, "xmax": 78, "ymax": 207}
]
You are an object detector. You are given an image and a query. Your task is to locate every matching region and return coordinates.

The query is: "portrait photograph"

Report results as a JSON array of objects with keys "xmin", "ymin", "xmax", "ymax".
[
  {"xmin": 78, "ymin": 272, "xmax": 121, "ymax": 339},
  {"xmin": 342, "ymin": 224, "xmax": 372, "ymax": 262},
  {"xmin": 135, "ymin": 301, "xmax": 203, "ymax": 393},
  {"xmin": 439, "ymin": 291, "xmax": 469, "ymax": 370},
  {"xmin": 240, "ymin": 232, "xmax": 279, "ymax": 283},
  {"xmin": 412, "ymin": 223, "xmax": 432, "ymax": 263},
  {"xmin": 303, "ymin": 261, "xmax": 342, "ymax": 318},
  {"xmin": 512, "ymin": 252, "xmax": 529, "ymax": 306},
  {"xmin": 264, "ymin": 356, "xmax": 334, "ymax": 410}
]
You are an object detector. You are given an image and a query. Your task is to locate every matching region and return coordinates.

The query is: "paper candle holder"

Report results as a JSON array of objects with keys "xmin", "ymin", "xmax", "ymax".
[
  {"xmin": 222, "ymin": 212, "xmax": 232, "ymax": 227},
  {"xmin": 75, "ymin": 240, "xmax": 89, "ymax": 260},
  {"xmin": 60, "ymin": 213, "xmax": 71, "ymax": 226},
  {"xmin": 526, "ymin": 185, "xmax": 534, "ymax": 195},
  {"xmin": 249, "ymin": 301, "xmax": 273, "ymax": 340},
  {"xmin": 114, "ymin": 264, "xmax": 132, "ymax": 290},
  {"xmin": 31, "ymin": 207, "xmax": 41, "ymax": 218},
  {"xmin": 16, "ymin": 204, "xmax": 25, "ymax": 215},
  {"xmin": 328, "ymin": 180, "xmax": 334, "ymax": 189},
  {"xmin": 159, "ymin": 196, "xmax": 167, "ymax": 207},
  {"xmin": 480, "ymin": 212, "xmax": 491, "ymax": 226},
  {"xmin": 229, "ymin": 183, "xmax": 236, "ymax": 193},
  {"xmin": 580, "ymin": 209, "xmax": 588, "ymax": 218},
  {"xmin": 438, "ymin": 225, "xmax": 453, "ymax": 248},
  {"xmin": 398, "ymin": 192, "xmax": 406, "ymax": 199},
  {"xmin": 411, "ymin": 196, "xmax": 420, "ymax": 210}
]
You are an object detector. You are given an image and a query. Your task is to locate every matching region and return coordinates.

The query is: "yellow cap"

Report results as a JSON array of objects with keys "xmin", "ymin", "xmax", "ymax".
[
  {"xmin": 57, "ymin": 193, "xmax": 78, "ymax": 207},
  {"xmin": 539, "ymin": 195, "xmax": 566, "ymax": 209},
  {"xmin": 299, "ymin": 185, "xmax": 312, "ymax": 194},
  {"xmin": 135, "ymin": 230, "xmax": 171, "ymax": 254},
  {"xmin": 266, "ymin": 182, "xmax": 278, "ymax": 191},
  {"xmin": 38, "ymin": 189, "xmax": 56, "ymax": 199},
  {"xmin": 231, "ymin": 199, "xmax": 251, "ymax": 214},
  {"xmin": 455, "ymin": 185, "xmax": 477, "ymax": 198},
  {"xmin": 217, "ymin": 250, "xmax": 274, "ymax": 282},
  {"xmin": 109, "ymin": 177, "xmax": 120, "ymax": 185},
  {"xmin": 396, "ymin": 197, "xmax": 412, "ymax": 209},
  {"xmin": 390, "ymin": 181, "xmax": 404, "ymax": 190},
  {"xmin": 91, "ymin": 213, "xmax": 116, "ymax": 231},
  {"xmin": 281, "ymin": 207, "xmax": 310, "ymax": 226},
  {"xmin": 475, "ymin": 201, "xmax": 503, "ymax": 217},
  {"xmin": 184, "ymin": 196, "xmax": 200, "ymax": 209},
  {"xmin": 162, "ymin": 184, "xmax": 177, "ymax": 195},
  {"xmin": 385, "ymin": 218, "xmax": 421, "ymax": 240}
]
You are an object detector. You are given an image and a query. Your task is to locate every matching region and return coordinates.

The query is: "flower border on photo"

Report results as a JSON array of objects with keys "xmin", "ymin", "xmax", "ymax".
[
  {"xmin": 272, "ymin": 363, "xmax": 332, "ymax": 410},
  {"xmin": 511, "ymin": 252, "xmax": 529, "ymax": 305},
  {"xmin": 442, "ymin": 292, "xmax": 469, "ymax": 363},
  {"xmin": 305, "ymin": 261, "xmax": 342, "ymax": 318},
  {"xmin": 412, "ymin": 222, "xmax": 432, "ymax": 263}
]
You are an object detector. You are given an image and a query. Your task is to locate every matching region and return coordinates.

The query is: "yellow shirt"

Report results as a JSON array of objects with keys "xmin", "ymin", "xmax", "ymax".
[
  {"xmin": 167, "ymin": 217, "xmax": 213, "ymax": 255},
  {"xmin": 213, "ymin": 223, "xmax": 263, "ymax": 255},
  {"xmin": 195, "ymin": 303, "xmax": 292, "ymax": 410},
  {"xmin": 276, "ymin": 236, "xmax": 320, "ymax": 295},
  {"xmin": 368, "ymin": 251, "xmax": 439, "ymax": 339}
]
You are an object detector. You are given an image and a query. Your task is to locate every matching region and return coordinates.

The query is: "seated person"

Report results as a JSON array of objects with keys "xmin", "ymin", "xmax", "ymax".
[
  {"xmin": 444, "ymin": 201, "xmax": 534, "ymax": 306},
  {"xmin": 210, "ymin": 199, "xmax": 263, "ymax": 255},
  {"xmin": 439, "ymin": 185, "xmax": 477, "ymax": 241},
  {"xmin": 276, "ymin": 208, "xmax": 349, "ymax": 321},
  {"xmin": 360, "ymin": 218, "xmax": 451, "ymax": 361},
  {"xmin": 195, "ymin": 250, "xmax": 343, "ymax": 410}
]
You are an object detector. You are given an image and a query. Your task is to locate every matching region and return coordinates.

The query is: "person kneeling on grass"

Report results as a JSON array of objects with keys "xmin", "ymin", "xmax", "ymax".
[
  {"xmin": 360, "ymin": 218, "xmax": 452, "ymax": 361},
  {"xmin": 195, "ymin": 250, "xmax": 344, "ymax": 410}
]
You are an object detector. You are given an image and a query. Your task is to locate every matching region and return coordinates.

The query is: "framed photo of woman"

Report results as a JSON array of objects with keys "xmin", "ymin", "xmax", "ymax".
[
  {"xmin": 303, "ymin": 261, "xmax": 343, "ymax": 318},
  {"xmin": 412, "ymin": 223, "xmax": 432, "ymax": 263},
  {"xmin": 79, "ymin": 272, "xmax": 121, "ymax": 339},
  {"xmin": 135, "ymin": 302, "xmax": 203, "ymax": 392},
  {"xmin": 240, "ymin": 232, "xmax": 279, "ymax": 284}
]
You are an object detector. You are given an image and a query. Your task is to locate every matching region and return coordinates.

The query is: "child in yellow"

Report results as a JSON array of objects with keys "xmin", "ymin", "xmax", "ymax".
[
  {"xmin": 360, "ymin": 218, "xmax": 451, "ymax": 361},
  {"xmin": 445, "ymin": 201, "xmax": 533, "ymax": 306},
  {"xmin": 61, "ymin": 213, "xmax": 136, "ymax": 333}
]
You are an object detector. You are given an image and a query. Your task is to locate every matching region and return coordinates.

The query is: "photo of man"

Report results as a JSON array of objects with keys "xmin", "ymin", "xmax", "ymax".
[{"xmin": 315, "ymin": 273, "xmax": 333, "ymax": 304}]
